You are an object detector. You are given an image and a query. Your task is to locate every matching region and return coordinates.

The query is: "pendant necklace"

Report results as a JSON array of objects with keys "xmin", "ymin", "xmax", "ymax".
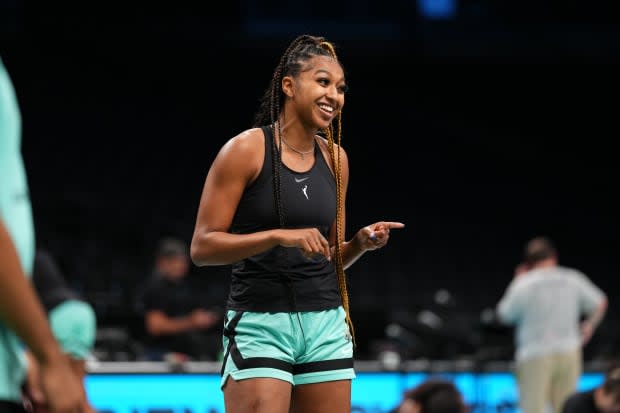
[{"xmin": 281, "ymin": 136, "xmax": 315, "ymax": 160}]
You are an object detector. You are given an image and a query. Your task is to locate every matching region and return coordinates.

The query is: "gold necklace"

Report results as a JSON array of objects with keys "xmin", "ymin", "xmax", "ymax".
[{"xmin": 281, "ymin": 136, "xmax": 315, "ymax": 160}]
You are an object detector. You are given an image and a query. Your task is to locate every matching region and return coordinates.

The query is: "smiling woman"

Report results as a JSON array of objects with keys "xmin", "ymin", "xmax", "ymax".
[{"xmin": 188, "ymin": 34, "xmax": 404, "ymax": 413}]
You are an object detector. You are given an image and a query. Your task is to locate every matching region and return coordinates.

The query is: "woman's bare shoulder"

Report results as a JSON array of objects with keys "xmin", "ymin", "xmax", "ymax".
[
  {"xmin": 213, "ymin": 127, "xmax": 266, "ymax": 180},
  {"xmin": 225, "ymin": 127, "xmax": 264, "ymax": 152}
]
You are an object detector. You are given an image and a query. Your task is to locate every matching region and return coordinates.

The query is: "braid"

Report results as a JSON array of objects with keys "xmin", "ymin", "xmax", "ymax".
[
  {"xmin": 316, "ymin": 39, "xmax": 355, "ymax": 345},
  {"xmin": 262, "ymin": 35, "xmax": 321, "ymax": 226},
  {"xmin": 254, "ymin": 35, "xmax": 316, "ymax": 127},
  {"xmin": 319, "ymin": 41, "xmax": 338, "ymax": 60},
  {"xmin": 326, "ymin": 111, "xmax": 355, "ymax": 347},
  {"xmin": 254, "ymin": 35, "xmax": 354, "ymax": 343},
  {"xmin": 268, "ymin": 36, "xmax": 309, "ymax": 226},
  {"xmin": 270, "ymin": 61, "xmax": 284, "ymax": 226}
]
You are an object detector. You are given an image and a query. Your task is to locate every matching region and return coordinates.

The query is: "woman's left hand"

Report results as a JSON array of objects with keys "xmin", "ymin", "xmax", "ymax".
[{"xmin": 357, "ymin": 221, "xmax": 405, "ymax": 251}]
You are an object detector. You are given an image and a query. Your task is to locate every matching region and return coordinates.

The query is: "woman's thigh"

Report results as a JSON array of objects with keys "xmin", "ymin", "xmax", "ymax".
[
  {"xmin": 224, "ymin": 377, "xmax": 292, "ymax": 413},
  {"xmin": 290, "ymin": 380, "xmax": 351, "ymax": 413}
]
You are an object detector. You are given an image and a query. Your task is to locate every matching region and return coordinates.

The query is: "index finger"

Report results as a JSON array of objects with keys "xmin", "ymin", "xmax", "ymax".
[{"xmin": 378, "ymin": 222, "xmax": 405, "ymax": 229}]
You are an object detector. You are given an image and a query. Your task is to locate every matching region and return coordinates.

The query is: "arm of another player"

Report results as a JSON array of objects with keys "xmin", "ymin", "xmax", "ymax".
[{"xmin": 0, "ymin": 218, "xmax": 84, "ymax": 413}]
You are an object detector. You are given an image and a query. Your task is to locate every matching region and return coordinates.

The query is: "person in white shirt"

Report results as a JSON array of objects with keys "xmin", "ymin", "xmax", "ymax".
[{"xmin": 496, "ymin": 236, "xmax": 608, "ymax": 413}]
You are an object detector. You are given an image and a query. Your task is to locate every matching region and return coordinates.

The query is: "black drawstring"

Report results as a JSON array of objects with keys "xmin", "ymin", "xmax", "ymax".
[{"xmin": 281, "ymin": 248, "xmax": 307, "ymax": 351}]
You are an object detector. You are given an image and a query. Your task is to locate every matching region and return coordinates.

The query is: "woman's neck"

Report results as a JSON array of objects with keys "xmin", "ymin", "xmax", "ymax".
[{"xmin": 276, "ymin": 118, "xmax": 317, "ymax": 147}]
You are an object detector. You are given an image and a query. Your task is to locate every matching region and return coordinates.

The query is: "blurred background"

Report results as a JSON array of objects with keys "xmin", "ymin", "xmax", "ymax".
[{"xmin": 1, "ymin": 1, "xmax": 619, "ymax": 367}]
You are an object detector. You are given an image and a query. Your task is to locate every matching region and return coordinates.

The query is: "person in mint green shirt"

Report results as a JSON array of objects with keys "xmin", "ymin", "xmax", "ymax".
[
  {"xmin": 23, "ymin": 249, "xmax": 98, "ymax": 413},
  {"xmin": 0, "ymin": 56, "xmax": 85, "ymax": 413}
]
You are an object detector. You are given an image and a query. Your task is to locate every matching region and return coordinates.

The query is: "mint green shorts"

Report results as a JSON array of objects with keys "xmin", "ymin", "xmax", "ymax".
[
  {"xmin": 49, "ymin": 299, "xmax": 96, "ymax": 360},
  {"xmin": 221, "ymin": 306, "xmax": 355, "ymax": 387}
]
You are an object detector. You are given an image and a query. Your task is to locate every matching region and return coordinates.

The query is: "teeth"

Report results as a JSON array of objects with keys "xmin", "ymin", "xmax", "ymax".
[{"xmin": 319, "ymin": 104, "xmax": 334, "ymax": 113}]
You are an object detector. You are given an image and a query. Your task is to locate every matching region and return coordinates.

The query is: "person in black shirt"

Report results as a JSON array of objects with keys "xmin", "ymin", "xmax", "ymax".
[
  {"xmin": 190, "ymin": 34, "xmax": 405, "ymax": 413},
  {"xmin": 138, "ymin": 237, "xmax": 221, "ymax": 361},
  {"xmin": 561, "ymin": 366, "xmax": 620, "ymax": 413}
]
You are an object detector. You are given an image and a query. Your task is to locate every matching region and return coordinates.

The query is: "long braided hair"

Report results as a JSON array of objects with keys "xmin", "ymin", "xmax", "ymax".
[{"xmin": 253, "ymin": 35, "xmax": 355, "ymax": 345}]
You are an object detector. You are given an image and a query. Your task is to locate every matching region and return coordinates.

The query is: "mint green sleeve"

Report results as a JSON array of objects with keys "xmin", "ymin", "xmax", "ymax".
[{"xmin": 49, "ymin": 300, "xmax": 97, "ymax": 360}]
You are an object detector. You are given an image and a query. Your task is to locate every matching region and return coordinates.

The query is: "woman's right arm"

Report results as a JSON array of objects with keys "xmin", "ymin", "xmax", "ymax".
[
  {"xmin": 190, "ymin": 129, "xmax": 274, "ymax": 265},
  {"xmin": 190, "ymin": 129, "xmax": 331, "ymax": 266}
]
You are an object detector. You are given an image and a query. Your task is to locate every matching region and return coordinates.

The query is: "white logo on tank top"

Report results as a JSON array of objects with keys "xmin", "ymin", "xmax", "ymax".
[{"xmin": 302, "ymin": 184, "xmax": 309, "ymax": 200}]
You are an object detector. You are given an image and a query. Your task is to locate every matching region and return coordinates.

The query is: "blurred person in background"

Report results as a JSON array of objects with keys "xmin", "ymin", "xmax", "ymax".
[
  {"xmin": 496, "ymin": 236, "xmax": 608, "ymax": 413},
  {"xmin": 561, "ymin": 364, "xmax": 620, "ymax": 413},
  {"xmin": 22, "ymin": 249, "xmax": 98, "ymax": 413},
  {"xmin": 389, "ymin": 378, "xmax": 468, "ymax": 413},
  {"xmin": 0, "ymin": 55, "xmax": 85, "ymax": 413},
  {"xmin": 137, "ymin": 237, "xmax": 222, "ymax": 361}
]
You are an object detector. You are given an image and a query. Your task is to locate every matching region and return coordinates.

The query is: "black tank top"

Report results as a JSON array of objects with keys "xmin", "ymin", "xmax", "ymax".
[{"xmin": 227, "ymin": 125, "xmax": 341, "ymax": 312}]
